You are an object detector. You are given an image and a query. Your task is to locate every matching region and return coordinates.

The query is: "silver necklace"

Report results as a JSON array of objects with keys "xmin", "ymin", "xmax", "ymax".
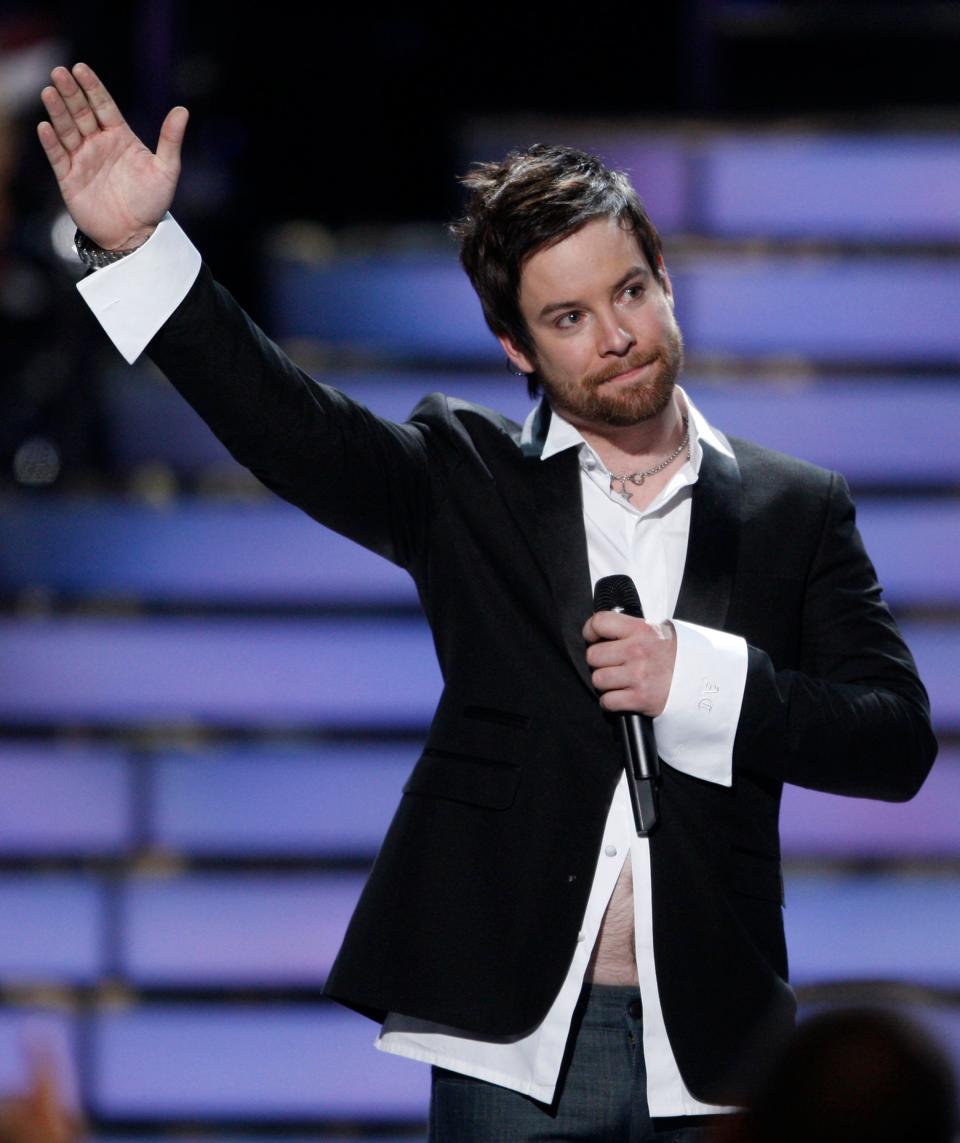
[{"xmin": 609, "ymin": 415, "xmax": 690, "ymax": 502}]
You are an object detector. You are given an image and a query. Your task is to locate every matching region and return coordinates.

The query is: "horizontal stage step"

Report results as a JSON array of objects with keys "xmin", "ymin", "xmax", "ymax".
[
  {"xmin": 0, "ymin": 1005, "xmax": 428, "ymax": 1121},
  {"xmin": 0, "ymin": 744, "xmax": 955, "ymax": 861},
  {"xmin": 785, "ymin": 872, "xmax": 960, "ymax": 987},
  {"xmin": 0, "ymin": 617, "xmax": 953, "ymax": 728},
  {"xmin": 1, "ymin": 494, "xmax": 956, "ymax": 609},
  {"xmin": 0, "ymin": 867, "xmax": 956, "ymax": 990},
  {"xmin": 267, "ymin": 252, "xmax": 960, "ymax": 362},
  {"xmin": 0, "ymin": 616, "xmax": 440, "ymax": 727},
  {"xmin": 1, "ymin": 998, "xmax": 956, "ymax": 1126},
  {"xmin": 100, "ymin": 371, "xmax": 960, "ymax": 485},
  {"xmin": 780, "ymin": 749, "xmax": 960, "ymax": 859},
  {"xmin": 462, "ymin": 126, "xmax": 960, "ymax": 242}
]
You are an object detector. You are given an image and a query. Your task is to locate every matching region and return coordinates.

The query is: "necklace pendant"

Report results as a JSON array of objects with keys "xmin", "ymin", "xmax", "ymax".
[
  {"xmin": 611, "ymin": 476, "xmax": 633, "ymax": 502},
  {"xmin": 606, "ymin": 416, "xmax": 690, "ymax": 506}
]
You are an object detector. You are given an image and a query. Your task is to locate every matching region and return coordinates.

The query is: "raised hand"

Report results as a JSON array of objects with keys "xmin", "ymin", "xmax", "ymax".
[{"xmin": 37, "ymin": 62, "xmax": 188, "ymax": 252}]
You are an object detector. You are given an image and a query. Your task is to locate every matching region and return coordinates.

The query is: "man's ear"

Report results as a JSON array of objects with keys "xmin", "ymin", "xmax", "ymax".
[{"xmin": 497, "ymin": 333, "xmax": 536, "ymax": 376}]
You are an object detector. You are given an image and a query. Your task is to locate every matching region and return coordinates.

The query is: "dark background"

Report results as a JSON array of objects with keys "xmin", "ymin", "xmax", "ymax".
[{"xmin": 55, "ymin": 1, "xmax": 960, "ymax": 227}]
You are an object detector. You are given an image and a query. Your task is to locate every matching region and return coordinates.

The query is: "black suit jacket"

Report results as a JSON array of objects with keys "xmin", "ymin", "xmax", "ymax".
[{"xmin": 147, "ymin": 266, "xmax": 937, "ymax": 1104}]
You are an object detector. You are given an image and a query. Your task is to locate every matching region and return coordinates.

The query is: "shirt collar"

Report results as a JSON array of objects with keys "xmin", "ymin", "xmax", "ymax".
[{"xmin": 520, "ymin": 385, "xmax": 732, "ymax": 473}]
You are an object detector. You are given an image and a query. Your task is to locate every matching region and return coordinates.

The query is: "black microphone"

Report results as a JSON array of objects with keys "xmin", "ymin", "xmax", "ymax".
[{"xmin": 592, "ymin": 574, "xmax": 660, "ymax": 836}]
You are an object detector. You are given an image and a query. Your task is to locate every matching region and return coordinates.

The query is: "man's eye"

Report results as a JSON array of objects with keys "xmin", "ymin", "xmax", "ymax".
[
  {"xmin": 557, "ymin": 311, "xmax": 582, "ymax": 327},
  {"xmin": 622, "ymin": 283, "xmax": 645, "ymax": 301}
]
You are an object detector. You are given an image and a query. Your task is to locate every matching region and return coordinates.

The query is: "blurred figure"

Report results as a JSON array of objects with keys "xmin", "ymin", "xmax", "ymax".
[
  {"xmin": 716, "ymin": 1007, "xmax": 957, "ymax": 1143},
  {"xmin": 0, "ymin": 1044, "xmax": 83, "ymax": 1143}
]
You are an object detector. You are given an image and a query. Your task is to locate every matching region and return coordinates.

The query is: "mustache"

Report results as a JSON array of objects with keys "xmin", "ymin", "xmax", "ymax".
[{"xmin": 585, "ymin": 350, "xmax": 661, "ymax": 391}]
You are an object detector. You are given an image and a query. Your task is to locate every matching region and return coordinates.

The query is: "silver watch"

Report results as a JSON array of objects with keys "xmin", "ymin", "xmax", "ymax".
[{"xmin": 74, "ymin": 229, "xmax": 138, "ymax": 269}]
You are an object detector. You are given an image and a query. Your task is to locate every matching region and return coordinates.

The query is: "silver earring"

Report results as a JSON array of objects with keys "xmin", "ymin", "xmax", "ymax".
[{"xmin": 505, "ymin": 358, "xmax": 527, "ymax": 377}]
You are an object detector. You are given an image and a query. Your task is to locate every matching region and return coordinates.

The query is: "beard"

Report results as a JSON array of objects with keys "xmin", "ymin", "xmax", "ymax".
[{"xmin": 536, "ymin": 323, "xmax": 685, "ymax": 429}]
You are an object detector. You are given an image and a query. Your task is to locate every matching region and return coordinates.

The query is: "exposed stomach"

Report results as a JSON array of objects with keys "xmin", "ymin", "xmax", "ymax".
[{"xmin": 587, "ymin": 855, "xmax": 639, "ymax": 986}]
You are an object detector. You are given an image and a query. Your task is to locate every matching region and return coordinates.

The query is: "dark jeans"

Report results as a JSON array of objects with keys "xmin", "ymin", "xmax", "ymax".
[{"xmin": 428, "ymin": 984, "xmax": 735, "ymax": 1143}]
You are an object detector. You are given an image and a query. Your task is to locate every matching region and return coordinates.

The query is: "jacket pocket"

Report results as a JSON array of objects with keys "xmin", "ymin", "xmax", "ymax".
[{"xmin": 403, "ymin": 749, "xmax": 521, "ymax": 810}]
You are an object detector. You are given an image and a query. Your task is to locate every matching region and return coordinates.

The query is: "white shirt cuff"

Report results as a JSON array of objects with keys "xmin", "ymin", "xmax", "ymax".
[
  {"xmin": 652, "ymin": 620, "xmax": 747, "ymax": 787},
  {"xmin": 76, "ymin": 213, "xmax": 202, "ymax": 364}
]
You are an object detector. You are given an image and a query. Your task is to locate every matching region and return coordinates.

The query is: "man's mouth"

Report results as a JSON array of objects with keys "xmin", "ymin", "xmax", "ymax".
[{"xmin": 593, "ymin": 354, "xmax": 659, "ymax": 389}]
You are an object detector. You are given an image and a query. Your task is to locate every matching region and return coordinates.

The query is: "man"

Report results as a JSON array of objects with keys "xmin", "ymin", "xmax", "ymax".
[{"xmin": 38, "ymin": 63, "xmax": 936, "ymax": 1142}]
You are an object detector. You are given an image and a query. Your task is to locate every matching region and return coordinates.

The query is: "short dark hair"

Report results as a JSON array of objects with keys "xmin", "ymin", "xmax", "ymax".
[{"xmin": 451, "ymin": 143, "xmax": 666, "ymax": 397}]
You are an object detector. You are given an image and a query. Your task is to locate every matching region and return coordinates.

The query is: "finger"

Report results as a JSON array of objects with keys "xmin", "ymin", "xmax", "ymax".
[
  {"xmin": 50, "ymin": 65, "xmax": 99, "ymax": 138},
  {"xmin": 41, "ymin": 83, "xmax": 84, "ymax": 153},
  {"xmin": 36, "ymin": 121, "xmax": 72, "ymax": 181},
  {"xmin": 585, "ymin": 640, "xmax": 625, "ymax": 669},
  {"xmin": 598, "ymin": 688, "xmax": 639, "ymax": 713},
  {"xmin": 582, "ymin": 610, "xmax": 634, "ymax": 643},
  {"xmin": 155, "ymin": 105, "xmax": 189, "ymax": 169},
  {"xmin": 72, "ymin": 61, "xmax": 126, "ymax": 130},
  {"xmin": 591, "ymin": 664, "xmax": 634, "ymax": 693}
]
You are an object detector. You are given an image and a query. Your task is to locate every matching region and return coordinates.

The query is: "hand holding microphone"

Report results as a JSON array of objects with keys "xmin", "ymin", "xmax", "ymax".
[{"xmin": 584, "ymin": 575, "xmax": 676, "ymax": 835}]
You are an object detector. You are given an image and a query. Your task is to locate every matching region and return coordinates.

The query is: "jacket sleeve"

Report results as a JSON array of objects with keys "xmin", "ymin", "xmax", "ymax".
[
  {"xmin": 146, "ymin": 263, "xmax": 432, "ymax": 570},
  {"xmin": 734, "ymin": 472, "xmax": 937, "ymax": 801}
]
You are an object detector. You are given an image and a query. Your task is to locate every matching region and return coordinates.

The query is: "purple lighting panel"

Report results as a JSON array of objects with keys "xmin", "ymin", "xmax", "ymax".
[
  {"xmin": 0, "ymin": 500, "xmax": 415, "ymax": 605},
  {"xmin": 5, "ymin": 493, "xmax": 948, "ymax": 608},
  {"xmin": 99, "ymin": 370, "xmax": 960, "ymax": 484},
  {"xmin": 675, "ymin": 256, "xmax": 960, "ymax": 360},
  {"xmin": 687, "ymin": 379, "xmax": 960, "ymax": 485},
  {"xmin": 901, "ymin": 621, "xmax": 960, "ymax": 731},
  {"xmin": 121, "ymin": 873, "xmax": 364, "ymax": 985},
  {"xmin": 269, "ymin": 257, "xmax": 490, "ymax": 358},
  {"xmin": 704, "ymin": 135, "xmax": 960, "ymax": 240},
  {"xmin": 461, "ymin": 127, "xmax": 690, "ymax": 234},
  {"xmin": 92, "ymin": 1005, "xmax": 429, "ymax": 1119},
  {"xmin": 271, "ymin": 253, "xmax": 960, "ymax": 362},
  {"xmin": 2, "ymin": 617, "xmax": 952, "ymax": 728},
  {"xmin": 0, "ymin": 876, "xmax": 104, "ymax": 983},
  {"xmin": 0, "ymin": 617, "xmax": 439, "ymax": 727},
  {"xmin": 846, "ymin": 502, "xmax": 960, "ymax": 606},
  {"xmin": 86, "ymin": 1138, "xmax": 423, "ymax": 1143},
  {"xmin": 104, "ymin": 365, "xmax": 238, "ymax": 472},
  {"xmin": 462, "ymin": 127, "xmax": 960, "ymax": 241},
  {"xmin": 0, "ymin": 745, "xmax": 132, "ymax": 855},
  {"xmin": 781, "ymin": 749, "xmax": 960, "ymax": 859},
  {"xmin": 150, "ymin": 744, "xmax": 414, "ymax": 855},
  {"xmin": 784, "ymin": 873, "xmax": 960, "ymax": 987}
]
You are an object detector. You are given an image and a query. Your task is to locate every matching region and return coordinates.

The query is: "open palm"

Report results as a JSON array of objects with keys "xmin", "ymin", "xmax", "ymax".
[{"xmin": 37, "ymin": 62, "xmax": 188, "ymax": 251}]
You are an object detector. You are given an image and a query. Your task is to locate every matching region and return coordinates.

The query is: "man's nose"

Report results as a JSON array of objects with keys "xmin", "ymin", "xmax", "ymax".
[{"xmin": 596, "ymin": 312, "xmax": 635, "ymax": 356}]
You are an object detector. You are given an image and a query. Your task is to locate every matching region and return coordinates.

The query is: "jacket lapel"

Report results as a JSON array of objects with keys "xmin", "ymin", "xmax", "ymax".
[
  {"xmin": 521, "ymin": 447, "xmax": 596, "ymax": 693},
  {"xmin": 487, "ymin": 402, "xmax": 595, "ymax": 694},
  {"xmin": 674, "ymin": 434, "xmax": 741, "ymax": 631}
]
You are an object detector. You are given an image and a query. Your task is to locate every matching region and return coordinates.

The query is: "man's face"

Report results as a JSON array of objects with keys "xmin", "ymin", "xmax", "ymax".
[{"xmin": 499, "ymin": 215, "xmax": 684, "ymax": 430}]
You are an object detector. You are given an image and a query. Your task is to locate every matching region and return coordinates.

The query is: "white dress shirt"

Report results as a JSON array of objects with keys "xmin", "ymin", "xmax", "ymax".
[{"xmin": 76, "ymin": 216, "xmax": 747, "ymax": 1116}]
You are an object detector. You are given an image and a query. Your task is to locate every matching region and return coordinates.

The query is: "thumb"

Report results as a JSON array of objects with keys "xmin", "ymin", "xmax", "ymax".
[{"xmin": 155, "ymin": 105, "xmax": 189, "ymax": 169}]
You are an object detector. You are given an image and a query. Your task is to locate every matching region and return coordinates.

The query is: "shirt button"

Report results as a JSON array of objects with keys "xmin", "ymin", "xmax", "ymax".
[
  {"xmin": 576, "ymin": 931, "xmax": 586, "ymax": 943},
  {"xmin": 604, "ymin": 844, "xmax": 618, "ymax": 857}
]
